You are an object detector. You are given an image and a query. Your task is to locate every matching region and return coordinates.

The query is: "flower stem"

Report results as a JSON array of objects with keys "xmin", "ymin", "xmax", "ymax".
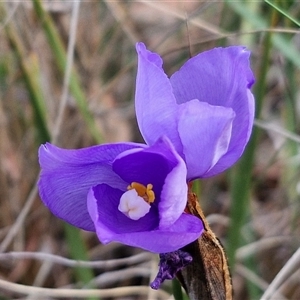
[
  {"xmin": 172, "ymin": 278, "xmax": 184, "ymax": 300},
  {"xmin": 227, "ymin": 1, "xmax": 277, "ymax": 272},
  {"xmin": 31, "ymin": 0, "xmax": 102, "ymax": 144}
]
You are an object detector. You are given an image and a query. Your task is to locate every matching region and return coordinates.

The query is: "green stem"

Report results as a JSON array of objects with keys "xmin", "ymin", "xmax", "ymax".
[
  {"xmin": 31, "ymin": 0, "xmax": 102, "ymax": 144},
  {"xmin": 64, "ymin": 224, "xmax": 95, "ymax": 288},
  {"xmin": 172, "ymin": 278, "xmax": 184, "ymax": 300},
  {"xmin": 227, "ymin": 4, "xmax": 276, "ymax": 271},
  {"xmin": 5, "ymin": 24, "xmax": 50, "ymax": 143}
]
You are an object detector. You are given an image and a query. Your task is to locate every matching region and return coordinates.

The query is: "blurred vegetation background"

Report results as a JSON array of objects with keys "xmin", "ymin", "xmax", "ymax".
[{"xmin": 0, "ymin": 1, "xmax": 299, "ymax": 299}]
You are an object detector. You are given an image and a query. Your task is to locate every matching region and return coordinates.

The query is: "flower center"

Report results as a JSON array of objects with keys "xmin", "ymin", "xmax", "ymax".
[
  {"xmin": 118, "ymin": 182, "xmax": 155, "ymax": 220},
  {"xmin": 128, "ymin": 182, "xmax": 155, "ymax": 203}
]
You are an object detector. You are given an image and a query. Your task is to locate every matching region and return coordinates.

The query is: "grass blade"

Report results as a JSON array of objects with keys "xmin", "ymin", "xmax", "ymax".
[
  {"xmin": 31, "ymin": 0, "xmax": 102, "ymax": 144},
  {"xmin": 264, "ymin": 0, "xmax": 300, "ymax": 27}
]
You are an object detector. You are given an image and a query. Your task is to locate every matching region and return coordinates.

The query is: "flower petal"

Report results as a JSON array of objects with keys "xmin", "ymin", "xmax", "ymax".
[
  {"xmin": 112, "ymin": 137, "xmax": 177, "ymax": 193},
  {"xmin": 38, "ymin": 142, "xmax": 144, "ymax": 231},
  {"xmin": 88, "ymin": 184, "xmax": 203, "ymax": 253},
  {"xmin": 135, "ymin": 42, "xmax": 183, "ymax": 154},
  {"xmin": 204, "ymin": 89, "xmax": 255, "ymax": 177},
  {"xmin": 170, "ymin": 46, "xmax": 254, "ymax": 105},
  {"xmin": 87, "ymin": 184, "xmax": 158, "ymax": 242},
  {"xmin": 177, "ymin": 100, "xmax": 235, "ymax": 179},
  {"xmin": 157, "ymin": 140, "xmax": 188, "ymax": 228},
  {"xmin": 170, "ymin": 46, "xmax": 255, "ymax": 177},
  {"xmin": 115, "ymin": 213, "xmax": 203, "ymax": 253},
  {"xmin": 113, "ymin": 136, "xmax": 187, "ymax": 226}
]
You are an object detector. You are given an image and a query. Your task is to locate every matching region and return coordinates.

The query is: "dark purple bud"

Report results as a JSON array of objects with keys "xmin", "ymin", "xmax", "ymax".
[{"xmin": 151, "ymin": 249, "xmax": 193, "ymax": 289}]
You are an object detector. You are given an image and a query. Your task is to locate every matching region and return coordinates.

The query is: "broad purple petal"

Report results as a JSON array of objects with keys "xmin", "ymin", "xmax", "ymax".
[
  {"xmin": 135, "ymin": 43, "xmax": 183, "ymax": 154},
  {"xmin": 170, "ymin": 46, "xmax": 254, "ymax": 105},
  {"xmin": 88, "ymin": 184, "xmax": 203, "ymax": 253},
  {"xmin": 112, "ymin": 141, "xmax": 172, "ymax": 197},
  {"xmin": 113, "ymin": 137, "xmax": 188, "ymax": 226},
  {"xmin": 204, "ymin": 89, "xmax": 255, "ymax": 177},
  {"xmin": 112, "ymin": 213, "xmax": 203, "ymax": 253},
  {"xmin": 170, "ymin": 46, "xmax": 255, "ymax": 177},
  {"xmin": 38, "ymin": 142, "xmax": 144, "ymax": 231},
  {"xmin": 177, "ymin": 100, "xmax": 235, "ymax": 179}
]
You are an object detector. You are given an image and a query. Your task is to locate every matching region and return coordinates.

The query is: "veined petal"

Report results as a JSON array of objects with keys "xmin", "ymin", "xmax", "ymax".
[
  {"xmin": 170, "ymin": 46, "xmax": 255, "ymax": 177},
  {"xmin": 114, "ymin": 213, "xmax": 203, "ymax": 253},
  {"xmin": 177, "ymin": 100, "xmax": 235, "ymax": 179},
  {"xmin": 113, "ymin": 136, "xmax": 181, "ymax": 197},
  {"xmin": 38, "ymin": 142, "xmax": 144, "ymax": 231},
  {"xmin": 170, "ymin": 46, "xmax": 254, "ymax": 105},
  {"xmin": 88, "ymin": 185, "xmax": 203, "ymax": 253},
  {"xmin": 204, "ymin": 89, "xmax": 254, "ymax": 177},
  {"xmin": 135, "ymin": 42, "xmax": 183, "ymax": 154}
]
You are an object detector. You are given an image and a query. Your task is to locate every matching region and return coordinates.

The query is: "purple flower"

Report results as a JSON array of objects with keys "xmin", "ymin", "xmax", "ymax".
[
  {"xmin": 38, "ymin": 136, "xmax": 203, "ymax": 253},
  {"xmin": 135, "ymin": 43, "xmax": 255, "ymax": 180},
  {"xmin": 38, "ymin": 42, "xmax": 255, "ymax": 285}
]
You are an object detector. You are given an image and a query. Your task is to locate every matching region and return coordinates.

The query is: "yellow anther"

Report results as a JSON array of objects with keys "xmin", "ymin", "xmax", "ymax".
[
  {"xmin": 128, "ymin": 182, "xmax": 146, "ymax": 196},
  {"xmin": 146, "ymin": 184, "xmax": 155, "ymax": 203},
  {"xmin": 127, "ymin": 182, "xmax": 155, "ymax": 204}
]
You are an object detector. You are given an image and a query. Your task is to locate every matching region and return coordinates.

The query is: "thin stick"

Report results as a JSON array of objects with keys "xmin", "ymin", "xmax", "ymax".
[
  {"xmin": 0, "ymin": 279, "xmax": 170, "ymax": 299},
  {"xmin": 236, "ymin": 265, "xmax": 287, "ymax": 300},
  {"xmin": 52, "ymin": 0, "xmax": 81, "ymax": 144},
  {"xmin": 0, "ymin": 2, "xmax": 20, "ymax": 32},
  {"xmin": 139, "ymin": 0, "xmax": 226, "ymax": 37},
  {"xmin": 89, "ymin": 266, "xmax": 150, "ymax": 287},
  {"xmin": 236, "ymin": 236, "xmax": 294, "ymax": 261},
  {"xmin": 0, "ymin": 251, "xmax": 152, "ymax": 269},
  {"xmin": 261, "ymin": 247, "xmax": 300, "ymax": 299},
  {"xmin": 0, "ymin": 184, "xmax": 38, "ymax": 253},
  {"xmin": 255, "ymin": 119, "xmax": 300, "ymax": 144}
]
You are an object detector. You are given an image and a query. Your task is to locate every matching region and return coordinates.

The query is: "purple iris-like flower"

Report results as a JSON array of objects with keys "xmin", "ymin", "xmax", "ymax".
[
  {"xmin": 38, "ymin": 136, "xmax": 203, "ymax": 253},
  {"xmin": 135, "ymin": 43, "xmax": 255, "ymax": 180},
  {"xmin": 38, "ymin": 42, "xmax": 255, "ymax": 288}
]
